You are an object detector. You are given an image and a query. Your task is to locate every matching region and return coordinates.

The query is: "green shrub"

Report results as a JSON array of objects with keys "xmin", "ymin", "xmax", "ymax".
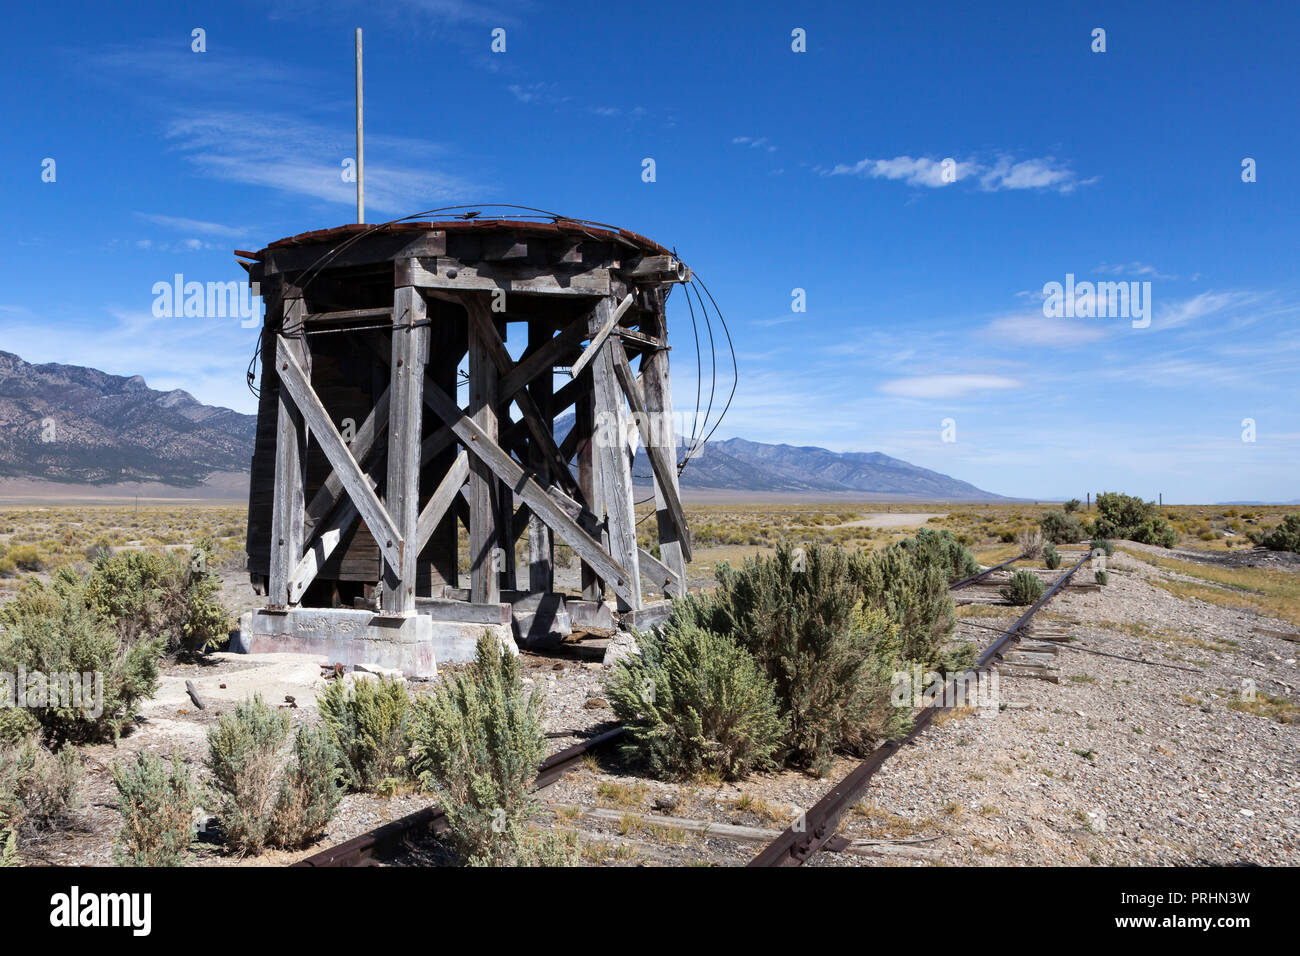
[
  {"xmin": 5, "ymin": 545, "xmax": 44, "ymax": 572},
  {"xmin": 411, "ymin": 635, "xmax": 569, "ymax": 866},
  {"xmin": 605, "ymin": 620, "xmax": 786, "ymax": 780},
  {"xmin": 1064, "ymin": 499, "xmax": 1082, "ymax": 514},
  {"xmin": 0, "ymin": 570, "xmax": 163, "ymax": 746},
  {"xmin": 1040, "ymin": 510, "xmax": 1085, "ymax": 544},
  {"xmin": 1001, "ymin": 569, "xmax": 1045, "ymax": 606},
  {"xmin": 0, "ymin": 556, "xmax": 16, "ymax": 577},
  {"xmin": 851, "ymin": 545, "xmax": 960, "ymax": 675},
  {"xmin": 205, "ymin": 695, "xmax": 290, "ymax": 855},
  {"xmin": 1043, "ymin": 542, "xmax": 1061, "ymax": 570},
  {"xmin": 111, "ymin": 751, "xmax": 198, "ymax": 866},
  {"xmin": 1250, "ymin": 514, "xmax": 1300, "ymax": 553},
  {"xmin": 268, "ymin": 725, "xmax": 345, "ymax": 850},
  {"xmin": 0, "ymin": 734, "xmax": 81, "ymax": 835},
  {"xmin": 318, "ymin": 676, "xmax": 413, "ymax": 794},
  {"xmin": 682, "ymin": 545, "xmax": 909, "ymax": 774},
  {"xmin": 893, "ymin": 528, "xmax": 979, "ymax": 584},
  {"xmin": 205, "ymin": 695, "xmax": 342, "ymax": 855},
  {"xmin": 1096, "ymin": 570, "xmax": 1110, "ymax": 586},
  {"xmin": 0, "ymin": 827, "xmax": 15, "ymax": 866},
  {"xmin": 1092, "ymin": 492, "xmax": 1177, "ymax": 548},
  {"xmin": 85, "ymin": 547, "xmax": 231, "ymax": 657},
  {"xmin": 1090, "ymin": 538, "xmax": 1114, "ymax": 558}
]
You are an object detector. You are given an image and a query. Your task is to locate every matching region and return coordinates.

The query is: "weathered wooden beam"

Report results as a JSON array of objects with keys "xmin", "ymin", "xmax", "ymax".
[
  {"xmin": 467, "ymin": 309, "xmax": 501, "ymax": 605},
  {"xmin": 498, "ymin": 315, "xmax": 587, "ymax": 400},
  {"xmin": 640, "ymin": 306, "xmax": 688, "ymax": 593},
  {"xmin": 569, "ymin": 293, "xmax": 634, "ymax": 380},
  {"xmin": 398, "ymin": 256, "xmax": 611, "ymax": 296},
  {"xmin": 290, "ymin": 495, "xmax": 361, "ymax": 604},
  {"xmin": 638, "ymin": 547, "xmax": 682, "ymax": 596},
  {"xmin": 303, "ymin": 386, "xmax": 390, "ymax": 537},
  {"xmin": 609, "ymin": 340, "xmax": 691, "ymax": 563},
  {"xmin": 590, "ymin": 306, "xmax": 642, "ymax": 611},
  {"xmin": 459, "ymin": 294, "xmax": 581, "ymax": 498},
  {"xmin": 415, "ymin": 450, "xmax": 469, "ymax": 555},
  {"xmin": 275, "ymin": 337, "xmax": 403, "ymax": 574},
  {"xmin": 526, "ymin": 319, "xmax": 554, "ymax": 593},
  {"xmin": 382, "ymin": 283, "xmax": 430, "ymax": 613},
  {"xmin": 268, "ymin": 290, "xmax": 307, "ymax": 606},
  {"xmin": 575, "ymin": 368, "xmax": 603, "ymax": 603},
  {"xmin": 420, "ymin": 379, "xmax": 639, "ymax": 609}
]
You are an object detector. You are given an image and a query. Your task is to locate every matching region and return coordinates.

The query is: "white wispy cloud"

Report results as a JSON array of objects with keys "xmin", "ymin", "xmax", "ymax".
[
  {"xmin": 825, "ymin": 154, "xmax": 1089, "ymax": 193},
  {"xmin": 164, "ymin": 110, "xmax": 485, "ymax": 215},
  {"xmin": 1154, "ymin": 291, "xmax": 1260, "ymax": 330},
  {"xmin": 1096, "ymin": 261, "xmax": 1178, "ymax": 280},
  {"xmin": 879, "ymin": 374, "xmax": 1023, "ymax": 399},
  {"xmin": 135, "ymin": 213, "xmax": 251, "ymax": 238},
  {"xmin": 733, "ymin": 136, "xmax": 776, "ymax": 153},
  {"xmin": 983, "ymin": 313, "xmax": 1110, "ymax": 347}
]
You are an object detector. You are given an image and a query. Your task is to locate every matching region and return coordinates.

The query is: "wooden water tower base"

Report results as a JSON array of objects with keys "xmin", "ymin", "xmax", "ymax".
[{"xmin": 233, "ymin": 219, "xmax": 693, "ymax": 675}]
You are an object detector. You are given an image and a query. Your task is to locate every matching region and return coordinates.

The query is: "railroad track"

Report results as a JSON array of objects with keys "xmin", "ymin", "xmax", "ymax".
[
  {"xmin": 949, "ymin": 552, "xmax": 1026, "ymax": 590},
  {"xmin": 293, "ymin": 725, "xmax": 625, "ymax": 867},
  {"xmin": 748, "ymin": 552, "xmax": 1091, "ymax": 867},
  {"xmin": 293, "ymin": 551, "xmax": 1063, "ymax": 868}
]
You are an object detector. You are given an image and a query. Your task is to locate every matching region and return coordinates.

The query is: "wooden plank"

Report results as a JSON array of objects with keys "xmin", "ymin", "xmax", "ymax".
[
  {"xmin": 268, "ymin": 292, "xmax": 307, "ymax": 605},
  {"xmin": 498, "ymin": 315, "xmax": 587, "ymax": 401},
  {"xmin": 591, "ymin": 319, "xmax": 642, "ymax": 611},
  {"xmin": 415, "ymin": 450, "xmax": 469, "ymax": 555},
  {"xmin": 639, "ymin": 305, "xmax": 688, "ymax": 592},
  {"xmin": 399, "ymin": 256, "xmax": 611, "ymax": 296},
  {"xmin": 575, "ymin": 375, "xmax": 603, "ymax": 603},
  {"xmin": 420, "ymin": 379, "xmax": 640, "ymax": 609},
  {"xmin": 459, "ymin": 294, "xmax": 581, "ymax": 498},
  {"xmin": 303, "ymin": 306, "xmax": 393, "ymax": 325},
  {"xmin": 468, "ymin": 310, "xmax": 501, "ymax": 605},
  {"xmin": 382, "ymin": 283, "xmax": 430, "ymax": 612},
  {"xmin": 609, "ymin": 339, "xmax": 691, "ymax": 563},
  {"xmin": 569, "ymin": 293, "xmax": 633, "ymax": 379},
  {"xmin": 413, "ymin": 597, "xmax": 510, "ymax": 625},
  {"xmin": 303, "ymin": 386, "xmax": 390, "ymax": 537},
  {"xmin": 290, "ymin": 496, "xmax": 361, "ymax": 603},
  {"xmin": 526, "ymin": 319, "xmax": 554, "ymax": 593},
  {"xmin": 275, "ymin": 337, "xmax": 403, "ymax": 574},
  {"xmin": 637, "ymin": 547, "xmax": 682, "ymax": 596}
]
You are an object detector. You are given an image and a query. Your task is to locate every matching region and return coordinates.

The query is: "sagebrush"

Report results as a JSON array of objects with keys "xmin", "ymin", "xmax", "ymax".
[
  {"xmin": 606, "ymin": 619, "xmax": 785, "ymax": 780},
  {"xmin": 1001, "ymin": 569, "xmax": 1045, "ymax": 606},
  {"xmin": 411, "ymin": 635, "xmax": 571, "ymax": 866},
  {"xmin": 318, "ymin": 675, "xmax": 412, "ymax": 793},
  {"xmin": 111, "ymin": 751, "xmax": 198, "ymax": 866},
  {"xmin": 205, "ymin": 695, "xmax": 343, "ymax": 855}
]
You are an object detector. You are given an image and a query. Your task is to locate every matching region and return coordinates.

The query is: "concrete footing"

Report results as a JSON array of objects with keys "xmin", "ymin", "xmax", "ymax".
[{"xmin": 234, "ymin": 608, "xmax": 519, "ymax": 677}]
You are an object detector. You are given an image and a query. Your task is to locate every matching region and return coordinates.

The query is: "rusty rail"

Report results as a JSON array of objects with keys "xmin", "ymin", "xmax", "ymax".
[
  {"xmin": 293, "ymin": 725, "xmax": 625, "ymax": 867},
  {"xmin": 948, "ymin": 553, "xmax": 1026, "ymax": 590},
  {"xmin": 748, "ymin": 552, "xmax": 1091, "ymax": 867}
]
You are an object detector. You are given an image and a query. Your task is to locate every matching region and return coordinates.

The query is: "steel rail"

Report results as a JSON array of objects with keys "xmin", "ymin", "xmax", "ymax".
[
  {"xmin": 948, "ymin": 553, "xmax": 1026, "ymax": 590},
  {"xmin": 748, "ymin": 552, "xmax": 1092, "ymax": 867},
  {"xmin": 293, "ymin": 725, "xmax": 625, "ymax": 867}
]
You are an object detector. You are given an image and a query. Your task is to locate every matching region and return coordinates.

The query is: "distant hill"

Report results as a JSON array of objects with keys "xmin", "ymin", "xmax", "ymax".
[
  {"xmin": 0, "ymin": 350, "xmax": 1004, "ymax": 500},
  {"xmin": 0, "ymin": 351, "xmax": 255, "ymax": 486},
  {"xmin": 556, "ymin": 413, "xmax": 1005, "ymax": 500}
]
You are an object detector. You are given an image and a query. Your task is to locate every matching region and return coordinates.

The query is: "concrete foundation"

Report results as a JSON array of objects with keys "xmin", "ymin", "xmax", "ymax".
[{"xmin": 234, "ymin": 608, "xmax": 518, "ymax": 677}]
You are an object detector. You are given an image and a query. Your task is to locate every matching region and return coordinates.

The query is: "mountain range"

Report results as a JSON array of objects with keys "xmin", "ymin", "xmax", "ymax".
[{"xmin": 0, "ymin": 351, "xmax": 1003, "ymax": 499}]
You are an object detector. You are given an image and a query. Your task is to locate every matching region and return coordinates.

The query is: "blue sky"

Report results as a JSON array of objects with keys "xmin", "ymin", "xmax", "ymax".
[{"xmin": 2, "ymin": 0, "xmax": 1297, "ymax": 502}]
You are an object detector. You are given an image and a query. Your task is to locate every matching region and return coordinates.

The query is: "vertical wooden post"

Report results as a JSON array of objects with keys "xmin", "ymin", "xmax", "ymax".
[
  {"xmin": 526, "ymin": 319, "xmax": 554, "ymax": 593},
  {"xmin": 269, "ymin": 282, "xmax": 307, "ymax": 606},
  {"xmin": 575, "ymin": 379, "xmax": 603, "ymax": 603},
  {"xmin": 419, "ymin": 318, "xmax": 461, "ymax": 596},
  {"xmin": 381, "ymin": 279, "xmax": 428, "ymax": 613},
  {"xmin": 591, "ymin": 299, "xmax": 642, "ymax": 611},
  {"xmin": 468, "ymin": 297, "xmax": 501, "ymax": 604},
  {"xmin": 640, "ymin": 306, "xmax": 687, "ymax": 597}
]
